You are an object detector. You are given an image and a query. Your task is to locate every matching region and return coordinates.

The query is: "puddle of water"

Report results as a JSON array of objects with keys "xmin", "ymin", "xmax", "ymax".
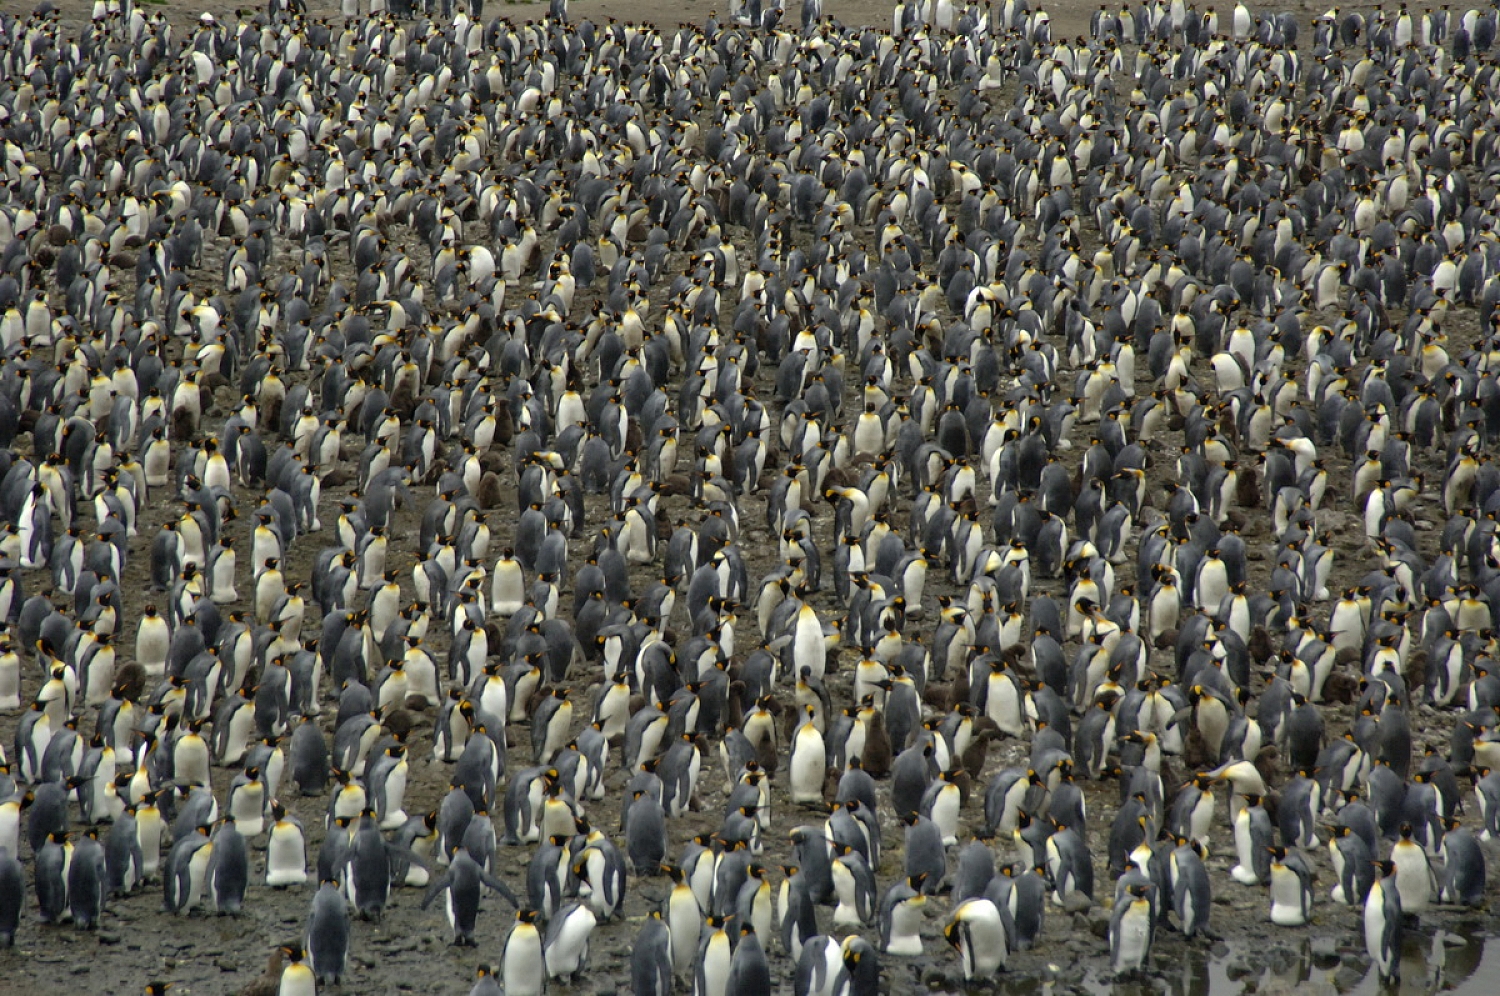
[{"xmin": 932, "ymin": 922, "xmax": 1498, "ymax": 996}]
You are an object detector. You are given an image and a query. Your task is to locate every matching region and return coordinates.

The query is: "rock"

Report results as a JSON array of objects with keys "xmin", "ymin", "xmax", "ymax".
[
  {"xmin": 1062, "ymin": 890, "xmax": 1095, "ymax": 915},
  {"xmin": 1309, "ymin": 934, "xmax": 1339, "ymax": 960},
  {"xmin": 1082, "ymin": 906, "xmax": 1110, "ymax": 938},
  {"xmin": 1333, "ymin": 964, "xmax": 1365, "ymax": 988}
]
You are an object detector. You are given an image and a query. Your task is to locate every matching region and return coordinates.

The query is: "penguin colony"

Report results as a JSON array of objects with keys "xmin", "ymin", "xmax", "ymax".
[{"xmin": 0, "ymin": 0, "xmax": 1497, "ymax": 993}]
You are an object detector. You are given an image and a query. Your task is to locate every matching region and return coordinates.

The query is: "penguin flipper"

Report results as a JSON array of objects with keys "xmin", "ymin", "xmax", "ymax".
[
  {"xmin": 418, "ymin": 872, "xmax": 452, "ymax": 911},
  {"xmin": 383, "ymin": 842, "xmax": 430, "ymax": 872},
  {"xmin": 478, "ymin": 868, "xmax": 521, "ymax": 907}
]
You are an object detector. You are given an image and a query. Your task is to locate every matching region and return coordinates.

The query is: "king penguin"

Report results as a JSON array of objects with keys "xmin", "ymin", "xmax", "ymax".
[
  {"xmin": 1389, "ymin": 823, "xmax": 1436, "ymax": 916},
  {"xmin": 266, "ymin": 802, "xmax": 309, "ymax": 887},
  {"xmin": 879, "ymin": 875, "xmax": 928, "ymax": 956},
  {"xmin": 307, "ymin": 879, "xmax": 350, "ymax": 985},
  {"xmin": 0, "ymin": 845, "xmax": 22, "ymax": 945},
  {"xmin": 789, "ymin": 704, "xmax": 828, "ymax": 804},
  {"xmin": 1266, "ymin": 846, "xmax": 1314, "ymax": 926},
  {"xmin": 1110, "ymin": 881, "xmax": 1155, "ymax": 972},
  {"xmin": 944, "ymin": 897, "xmax": 1009, "ymax": 980},
  {"xmin": 1365, "ymin": 860, "xmax": 1403, "ymax": 982},
  {"xmin": 631, "ymin": 910, "xmax": 673, "ymax": 996},
  {"xmin": 278, "ymin": 945, "xmax": 317, "ymax": 996},
  {"xmin": 420, "ymin": 846, "xmax": 519, "ymax": 946},
  {"xmin": 501, "ymin": 909, "xmax": 547, "ymax": 996},
  {"xmin": 726, "ymin": 923, "xmax": 772, "ymax": 995}
]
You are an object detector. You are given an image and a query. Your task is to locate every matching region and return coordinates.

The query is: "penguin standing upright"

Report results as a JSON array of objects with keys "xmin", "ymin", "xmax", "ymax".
[
  {"xmin": 1170, "ymin": 839, "xmax": 1212, "ymax": 939},
  {"xmin": 163, "ymin": 824, "xmax": 214, "ymax": 915},
  {"xmin": 879, "ymin": 876, "xmax": 928, "ymax": 956},
  {"xmin": 631, "ymin": 911, "xmax": 673, "ymax": 996},
  {"xmin": 501, "ymin": 909, "xmax": 546, "ymax": 996},
  {"xmin": 1438, "ymin": 819, "xmax": 1486, "ymax": 906},
  {"xmin": 1230, "ymin": 795, "xmax": 1274, "ymax": 885},
  {"xmin": 68, "ymin": 829, "xmax": 108, "ymax": 928},
  {"xmin": 1266, "ymin": 847, "xmax": 1314, "ymax": 926},
  {"xmin": 278, "ymin": 945, "xmax": 317, "ymax": 996},
  {"xmin": 726, "ymin": 923, "xmax": 772, "ymax": 995},
  {"xmin": 1329, "ymin": 825, "xmax": 1374, "ymax": 906},
  {"xmin": 696, "ymin": 914, "xmax": 735, "ymax": 996},
  {"xmin": 1389, "ymin": 823, "xmax": 1435, "ymax": 915},
  {"xmin": 207, "ymin": 820, "xmax": 249, "ymax": 914},
  {"xmin": 1110, "ymin": 881, "xmax": 1155, "ymax": 972},
  {"xmin": 789, "ymin": 705, "xmax": 828, "ymax": 804},
  {"xmin": 307, "ymin": 879, "xmax": 350, "ymax": 985},
  {"xmin": 421, "ymin": 846, "xmax": 520, "ymax": 946},
  {"xmin": 1365, "ymin": 861, "xmax": 1403, "ymax": 982},
  {"xmin": 266, "ymin": 802, "xmax": 308, "ymax": 887},
  {"xmin": 0, "ymin": 845, "xmax": 22, "ymax": 945},
  {"xmin": 544, "ymin": 901, "xmax": 598, "ymax": 982}
]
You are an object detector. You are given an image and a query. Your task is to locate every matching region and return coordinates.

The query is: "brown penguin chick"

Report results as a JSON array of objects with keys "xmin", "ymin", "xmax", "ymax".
[
  {"xmin": 922, "ymin": 681, "xmax": 956, "ymax": 713},
  {"xmin": 961, "ymin": 726, "xmax": 1000, "ymax": 785},
  {"xmin": 484, "ymin": 620, "xmax": 506, "ymax": 647},
  {"xmin": 1182, "ymin": 725, "xmax": 1212, "ymax": 771},
  {"xmin": 821, "ymin": 465, "xmax": 854, "ymax": 490},
  {"xmin": 236, "ymin": 947, "xmax": 284, "ymax": 996},
  {"xmin": 1334, "ymin": 644, "xmax": 1365, "ymax": 668},
  {"xmin": 859, "ymin": 708, "xmax": 893, "ymax": 779},
  {"xmin": 382, "ymin": 707, "xmax": 417, "ymax": 738},
  {"xmin": 658, "ymin": 474, "xmax": 695, "ymax": 497},
  {"xmin": 820, "ymin": 765, "xmax": 842, "ymax": 808},
  {"xmin": 1321, "ymin": 668, "xmax": 1360, "ymax": 704},
  {"xmin": 171, "ymin": 404, "xmax": 197, "ymax": 442},
  {"xmin": 948, "ymin": 658, "xmax": 972, "ymax": 707},
  {"xmin": 525, "ymin": 680, "xmax": 553, "ymax": 717},
  {"xmin": 321, "ymin": 465, "xmax": 353, "ymax": 487},
  {"xmin": 491, "ymin": 397, "xmax": 514, "ymax": 446},
  {"xmin": 1247, "ymin": 625, "xmax": 1274, "ymax": 665},
  {"xmin": 945, "ymin": 765, "xmax": 975, "ymax": 806},
  {"xmin": 478, "ymin": 449, "xmax": 508, "ymax": 476},
  {"xmin": 1253, "ymin": 744, "xmax": 1282, "ymax": 790},
  {"xmin": 475, "ymin": 471, "xmax": 505, "ymax": 508},
  {"xmin": 112, "ymin": 661, "xmax": 149, "ymax": 702},
  {"xmin": 724, "ymin": 680, "xmax": 748, "ymax": 730},
  {"xmin": 1157, "ymin": 755, "xmax": 1184, "ymax": 802},
  {"xmin": 388, "ymin": 380, "xmax": 418, "ymax": 419},
  {"xmin": 1153, "ymin": 628, "xmax": 1179, "ymax": 651},
  {"xmin": 754, "ymin": 731, "xmax": 780, "ymax": 777},
  {"xmin": 1404, "ymin": 649, "xmax": 1428, "ymax": 697}
]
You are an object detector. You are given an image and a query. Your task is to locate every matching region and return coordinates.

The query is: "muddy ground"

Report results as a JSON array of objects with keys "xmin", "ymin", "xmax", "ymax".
[{"xmin": 3, "ymin": 1, "xmax": 1499, "ymax": 996}]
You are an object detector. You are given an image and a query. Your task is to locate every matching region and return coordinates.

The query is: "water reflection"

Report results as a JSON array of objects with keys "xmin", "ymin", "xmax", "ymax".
[{"xmin": 931, "ymin": 921, "xmax": 1495, "ymax": 996}]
